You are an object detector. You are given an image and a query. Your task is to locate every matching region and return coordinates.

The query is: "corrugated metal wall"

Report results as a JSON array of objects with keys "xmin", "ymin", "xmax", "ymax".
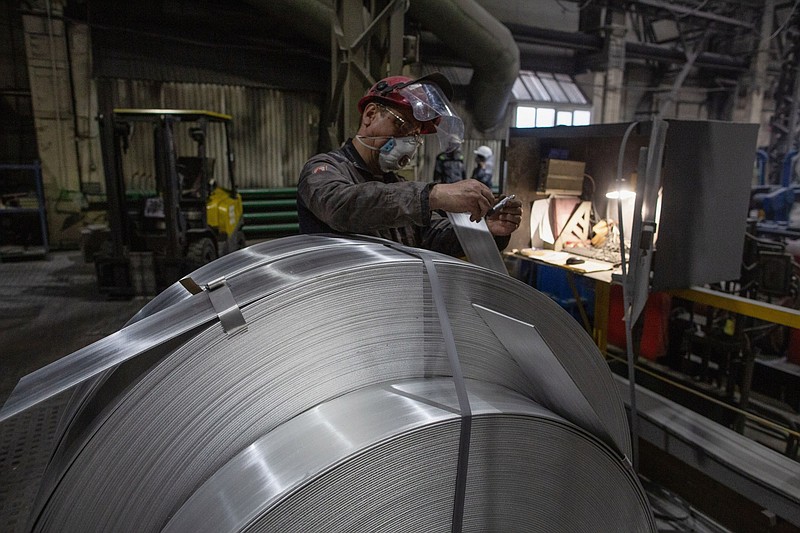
[
  {"xmin": 112, "ymin": 79, "xmax": 321, "ymax": 190},
  {"xmin": 109, "ymin": 79, "xmax": 508, "ymax": 194}
]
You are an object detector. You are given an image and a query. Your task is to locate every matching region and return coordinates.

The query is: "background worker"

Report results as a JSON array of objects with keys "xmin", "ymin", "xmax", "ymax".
[
  {"xmin": 433, "ymin": 148, "xmax": 467, "ymax": 184},
  {"xmin": 471, "ymin": 145, "xmax": 493, "ymax": 188},
  {"xmin": 297, "ymin": 73, "xmax": 522, "ymax": 257}
]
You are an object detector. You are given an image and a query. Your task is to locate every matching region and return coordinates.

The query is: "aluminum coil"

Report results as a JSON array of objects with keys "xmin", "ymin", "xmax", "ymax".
[
  {"xmin": 166, "ymin": 378, "xmax": 654, "ymax": 532},
  {"xmin": 21, "ymin": 235, "xmax": 654, "ymax": 532}
]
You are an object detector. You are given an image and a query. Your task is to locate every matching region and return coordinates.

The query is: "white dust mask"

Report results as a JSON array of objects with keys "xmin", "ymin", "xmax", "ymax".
[{"xmin": 356, "ymin": 135, "xmax": 421, "ymax": 172}]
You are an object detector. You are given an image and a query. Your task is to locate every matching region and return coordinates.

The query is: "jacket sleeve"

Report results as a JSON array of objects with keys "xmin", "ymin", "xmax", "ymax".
[
  {"xmin": 298, "ymin": 154, "xmax": 431, "ymax": 233},
  {"xmin": 420, "ymin": 210, "xmax": 464, "ymax": 257}
]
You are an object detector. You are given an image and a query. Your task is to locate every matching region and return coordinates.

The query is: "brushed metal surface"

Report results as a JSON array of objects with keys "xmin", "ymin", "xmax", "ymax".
[
  {"xmin": 446, "ymin": 212, "xmax": 508, "ymax": 275},
  {"xmin": 474, "ymin": 303, "xmax": 624, "ymax": 457},
  {"xmin": 165, "ymin": 378, "xmax": 653, "ymax": 533},
  {"xmin": 6, "ymin": 235, "xmax": 647, "ymax": 532}
]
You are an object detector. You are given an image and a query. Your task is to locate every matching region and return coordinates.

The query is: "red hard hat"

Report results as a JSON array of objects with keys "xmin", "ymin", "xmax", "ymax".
[{"xmin": 357, "ymin": 73, "xmax": 454, "ymax": 134}]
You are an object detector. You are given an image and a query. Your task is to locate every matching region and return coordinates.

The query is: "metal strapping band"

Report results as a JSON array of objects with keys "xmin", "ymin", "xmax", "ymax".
[
  {"xmin": 446, "ymin": 212, "xmax": 508, "ymax": 275},
  {"xmin": 204, "ymin": 277, "xmax": 247, "ymax": 336},
  {"xmin": 351, "ymin": 236, "xmax": 473, "ymax": 532},
  {"xmin": 418, "ymin": 253, "xmax": 472, "ymax": 533},
  {"xmin": 0, "ymin": 295, "xmax": 218, "ymax": 423},
  {"xmin": 0, "ymin": 277, "xmax": 244, "ymax": 423}
]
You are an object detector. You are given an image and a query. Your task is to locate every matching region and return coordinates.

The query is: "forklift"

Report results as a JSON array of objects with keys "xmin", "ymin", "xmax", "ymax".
[{"xmin": 93, "ymin": 109, "xmax": 245, "ymax": 297}]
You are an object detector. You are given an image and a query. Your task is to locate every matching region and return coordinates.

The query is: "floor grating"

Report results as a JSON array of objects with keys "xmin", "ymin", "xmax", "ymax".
[{"xmin": 0, "ymin": 394, "xmax": 68, "ymax": 533}]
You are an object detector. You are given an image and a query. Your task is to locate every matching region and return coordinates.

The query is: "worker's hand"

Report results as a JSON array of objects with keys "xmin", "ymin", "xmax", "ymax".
[
  {"xmin": 429, "ymin": 180, "xmax": 495, "ymax": 222},
  {"xmin": 486, "ymin": 196, "xmax": 523, "ymax": 236}
]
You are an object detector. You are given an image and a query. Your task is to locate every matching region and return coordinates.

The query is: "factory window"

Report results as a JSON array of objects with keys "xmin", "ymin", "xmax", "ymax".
[
  {"xmin": 513, "ymin": 71, "xmax": 588, "ymax": 105},
  {"xmin": 513, "ymin": 70, "xmax": 592, "ymax": 128},
  {"xmin": 515, "ymin": 106, "xmax": 591, "ymax": 128},
  {"xmin": 536, "ymin": 108, "xmax": 556, "ymax": 127}
]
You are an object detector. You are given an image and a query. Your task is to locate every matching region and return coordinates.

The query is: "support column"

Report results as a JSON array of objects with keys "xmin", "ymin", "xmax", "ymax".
[
  {"xmin": 333, "ymin": 0, "xmax": 369, "ymax": 142},
  {"xmin": 67, "ymin": 22, "xmax": 103, "ymax": 193},
  {"xmin": 22, "ymin": 0, "xmax": 81, "ymax": 247},
  {"xmin": 591, "ymin": 71, "xmax": 605, "ymax": 123},
  {"xmin": 748, "ymin": 0, "xmax": 774, "ymax": 129},
  {"xmin": 329, "ymin": 0, "xmax": 408, "ymax": 147},
  {"xmin": 602, "ymin": 10, "xmax": 627, "ymax": 124}
]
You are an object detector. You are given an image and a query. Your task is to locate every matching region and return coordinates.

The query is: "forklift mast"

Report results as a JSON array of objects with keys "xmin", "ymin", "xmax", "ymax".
[
  {"xmin": 94, "ymin": 107, "xmax": 243, "ymax": 297},
  {"xmin": 156, "ymin": 116, "xmax": 181, "ymax": 263}
]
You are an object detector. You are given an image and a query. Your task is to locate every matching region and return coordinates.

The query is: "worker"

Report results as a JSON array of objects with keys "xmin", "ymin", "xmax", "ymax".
[
  {"xmin": 433, "ymin": 148, "xmax": 467, "ymax": 184},
  {"xmin": 471, "ymin": 145, "xmax": 493, "ymax": 188},
  {"xmin": 297, "ymin": 73, "xmax": 522, "ymax": 257}
]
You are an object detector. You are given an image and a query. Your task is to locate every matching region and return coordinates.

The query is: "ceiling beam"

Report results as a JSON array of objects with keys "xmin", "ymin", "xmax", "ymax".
[{"xmin": 629, "ymin": 0, "xmax": 756, "ymax": 29}]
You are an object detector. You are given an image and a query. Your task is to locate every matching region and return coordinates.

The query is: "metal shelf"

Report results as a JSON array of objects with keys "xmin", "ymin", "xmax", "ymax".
[{"xmin": 0, "ymin": 161, "xmax": 49, "ymax": 261}]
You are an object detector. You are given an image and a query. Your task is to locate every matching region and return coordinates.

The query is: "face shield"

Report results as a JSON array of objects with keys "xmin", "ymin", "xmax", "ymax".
[{"xmin": 396, "ymin": 82, "xmax": 464, "ymax": 153}]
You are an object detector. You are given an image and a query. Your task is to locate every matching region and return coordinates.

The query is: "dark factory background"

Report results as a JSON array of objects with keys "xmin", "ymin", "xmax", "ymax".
[{"xmin": 1, "ymin": 1, "xmax": 800, "ymax": 532}]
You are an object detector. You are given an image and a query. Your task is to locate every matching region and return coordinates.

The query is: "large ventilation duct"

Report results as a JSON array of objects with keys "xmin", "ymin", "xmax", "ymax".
[
  {"xmin": 243, "ymin": 0, "xmax": 519, "ymax": 133},
  {"xmin": 408, "ymin": 0, "xmax": 519, "ymax": 132},
  {"xmin": 242, "ymin": 0, "xmax": 333, "ymax": 50}
]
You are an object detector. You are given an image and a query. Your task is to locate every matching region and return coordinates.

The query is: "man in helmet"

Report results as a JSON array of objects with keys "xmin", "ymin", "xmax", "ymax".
[
  {"xmin": 471, "ymin": 145, "xmax": 493, "ymax": 188},
  {"xmin": 433, "ymin": 148, "xmax": 467, "ymax": 184},
  {"xmin": 297, "ymin": 73, "xmax": 522, "ymax": 257}
]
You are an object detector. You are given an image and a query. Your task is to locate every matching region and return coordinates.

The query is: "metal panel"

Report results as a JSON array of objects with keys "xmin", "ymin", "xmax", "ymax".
[{"xmin": 652, "ymin": 120, "xmax": 759, "ymax": 290}]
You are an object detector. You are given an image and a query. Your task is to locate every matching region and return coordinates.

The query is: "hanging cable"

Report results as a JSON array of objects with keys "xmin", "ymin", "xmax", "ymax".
[{"xmin": 615, "ymin": 120, "xmax": 641, "ymax": 470}]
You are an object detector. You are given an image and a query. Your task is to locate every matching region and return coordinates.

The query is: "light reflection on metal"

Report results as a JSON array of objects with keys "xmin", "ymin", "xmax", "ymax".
[
  {"xmin": 446, "ymin": 212, "xmax": 508, "ymax": 275},
  {"xmin": 474, "ymin": 303, "xmax": 626, "ymax": 459},
  {"xmin": 165, "ymin": 379, "xmax": 655, "ymax": 533},
  {"xmin": 14, "ymin": 235, "xmax": 654, "ymax": 532}
]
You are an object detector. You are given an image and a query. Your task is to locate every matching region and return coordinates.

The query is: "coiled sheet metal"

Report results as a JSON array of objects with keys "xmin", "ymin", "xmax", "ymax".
[
  {"xmin": 166, "ymin": 379, "xmax": 653, "ymax": 532},
  {"xmin": 10, "ymin": 235, "xmax": 654, "ymax": 532}
]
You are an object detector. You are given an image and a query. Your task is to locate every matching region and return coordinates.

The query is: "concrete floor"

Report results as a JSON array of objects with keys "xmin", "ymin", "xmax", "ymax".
[
  {"xmin": 0, "ymin": 250, "xmax": 152, "ymax": 532},
  {"xmin": 0, "ymin": 249, "xmax": 731, "ymax": 533},
  {"xmin": 0, "ymin": 250, "xmax": 152, "ymax": 402}
]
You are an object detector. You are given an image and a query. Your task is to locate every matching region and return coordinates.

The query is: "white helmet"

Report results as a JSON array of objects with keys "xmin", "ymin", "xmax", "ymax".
[{"xmin": 474, "ymin": 145, "xmax": 492, "ymax": 159}]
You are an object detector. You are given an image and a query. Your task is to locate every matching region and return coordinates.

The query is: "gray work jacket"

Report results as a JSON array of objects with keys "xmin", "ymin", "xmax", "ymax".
[{"xmin": 297, "ymin": 139, "xmax": 464, "ymax": 257}]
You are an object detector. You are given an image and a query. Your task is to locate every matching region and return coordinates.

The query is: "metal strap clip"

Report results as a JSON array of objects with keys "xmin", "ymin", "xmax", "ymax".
[{"xmin": 204, "ymin": 277, "xmax": 247, "ymax": 336}]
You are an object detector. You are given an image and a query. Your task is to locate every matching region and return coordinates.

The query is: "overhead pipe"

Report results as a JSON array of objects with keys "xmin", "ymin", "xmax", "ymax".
[
  {"xmin": 243, "ymin": 0, "xmax": 519, "ymax": 133},
  {"xmin": 504, "ymin": 23, "xmax": 749, "ymax": 72},
  {"xmin": 241, "ymin": 0, "xmax": 333, "ymax": 51},
  {"xmin": 625, "ymin": 42, "xmax": 748, "ymax": 72},
  {"xmin": 505, "ymin": 23, "xmax": 604, "ymax": 51},
  {"xmin": 408, "ymin": 0, "xmax": 520, "ymax": 132}
]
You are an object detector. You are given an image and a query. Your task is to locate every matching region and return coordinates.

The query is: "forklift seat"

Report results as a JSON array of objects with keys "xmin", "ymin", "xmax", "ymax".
[{"xmin": 177, "ymin": 156, "xmax": 215, "ymax": 198}]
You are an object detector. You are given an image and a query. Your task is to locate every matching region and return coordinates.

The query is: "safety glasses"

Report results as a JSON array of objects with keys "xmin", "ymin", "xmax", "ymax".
[{"xmin": 381, "ymin": 106, "xmax": 424, "ymax": 145}]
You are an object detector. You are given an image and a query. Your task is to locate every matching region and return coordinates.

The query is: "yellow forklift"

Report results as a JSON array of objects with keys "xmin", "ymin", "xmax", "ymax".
[{"xmin": 94, "ymin": 109, "xmax": 245, "ymax": 297}]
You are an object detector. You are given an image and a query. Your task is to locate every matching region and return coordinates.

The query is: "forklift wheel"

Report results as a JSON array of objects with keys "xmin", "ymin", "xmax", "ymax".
[
  {"xmin": 234, "ymin": 230, "xmax": 247, "ymax": 251},
  {"xmin": 187, "ymin": 237, "xmax": 218, "ymax": 271}
]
